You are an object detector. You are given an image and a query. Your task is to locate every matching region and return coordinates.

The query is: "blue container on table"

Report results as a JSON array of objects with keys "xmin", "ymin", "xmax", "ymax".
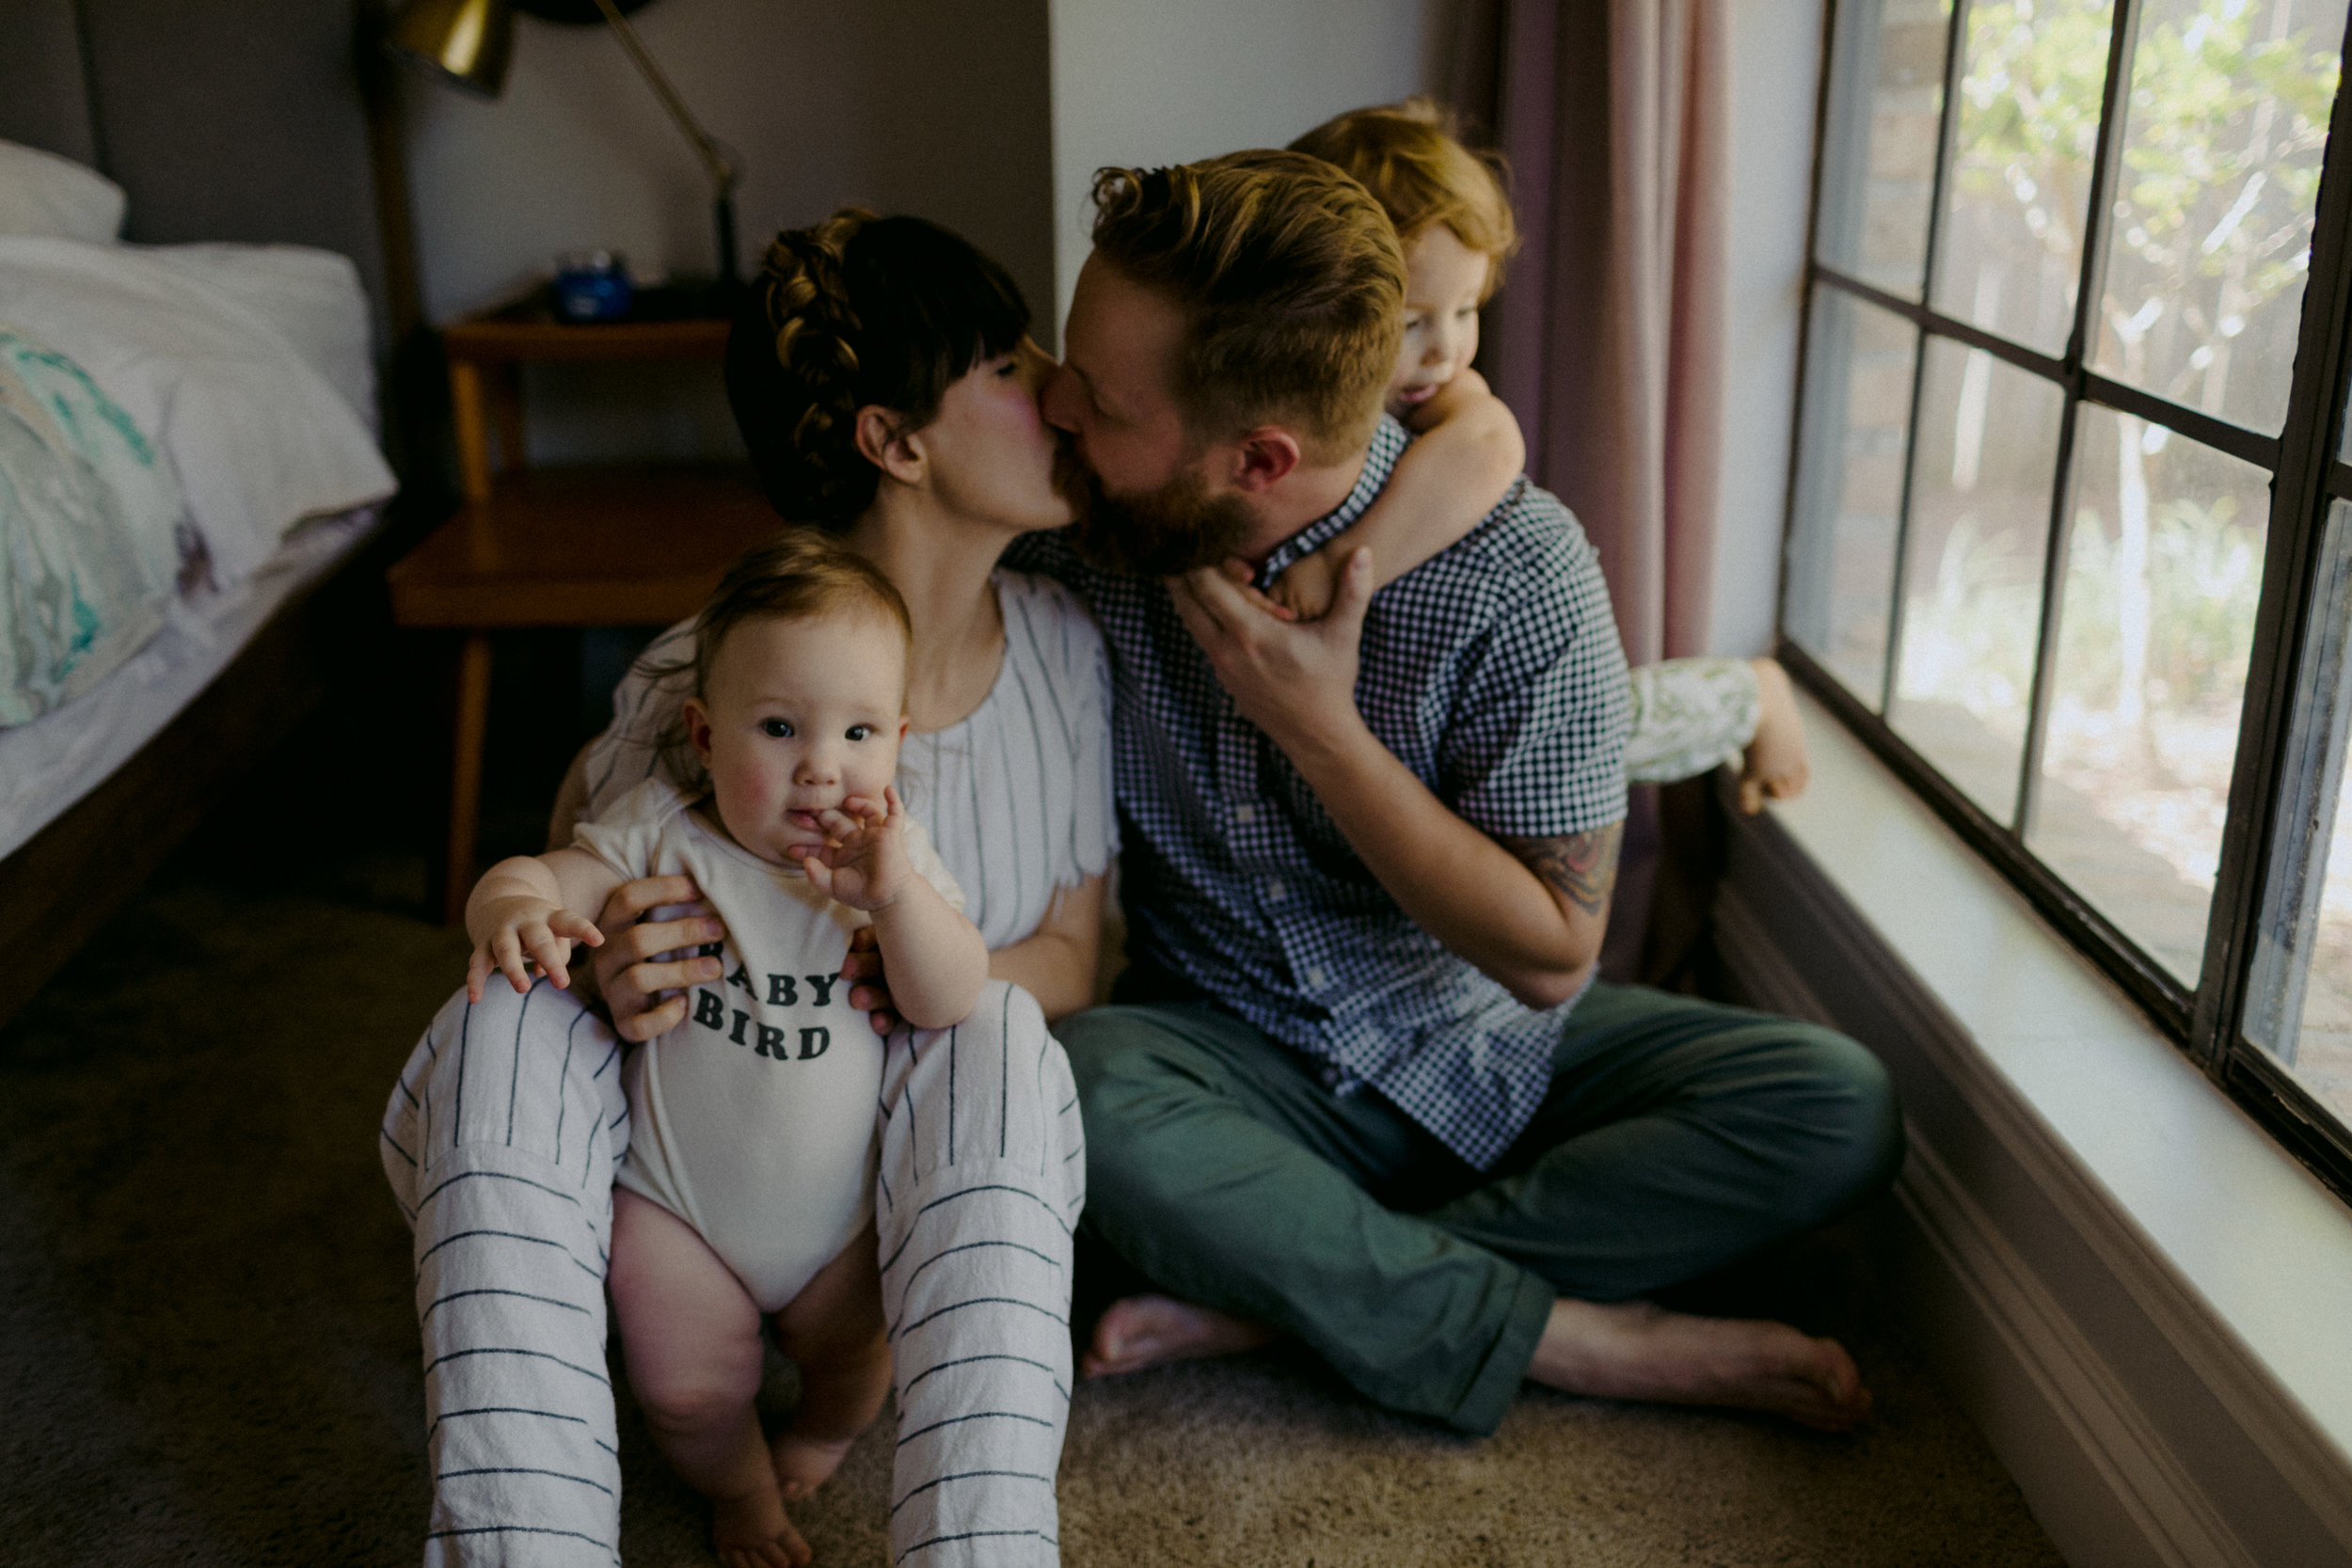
[{"xmin": 552, "ymin": 251, "xmax": 632, "ymax": 323}]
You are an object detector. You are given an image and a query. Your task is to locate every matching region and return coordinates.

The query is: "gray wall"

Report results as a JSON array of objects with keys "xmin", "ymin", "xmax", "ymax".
[
  {"xmin": 402, "ymin": 0, "xmax": 1055, "ymax": 463},
  {"xmin": 1712, "ymin": 0, "xmax": 1827, "ymax": 658},
  {"xmin": 1048, "ymin": 0, "xmax": 1461, "ymax": 340}
]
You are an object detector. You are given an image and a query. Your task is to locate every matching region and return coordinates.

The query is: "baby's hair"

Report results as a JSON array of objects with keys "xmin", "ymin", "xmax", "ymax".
[
  {"xmin": 1288, "ymin": 97, "xmax": 1519, "ymax": 301},
  {"xmin": 691, "ymin": 529, "xmax": 913, "ymax": 700},
  {"xmin": 650, "ymin": 529, "xmax": 913, "ymax": 784},
  {"xmin": 724, "ymin": 211, "xmax": 1032, "ymax": 529}
]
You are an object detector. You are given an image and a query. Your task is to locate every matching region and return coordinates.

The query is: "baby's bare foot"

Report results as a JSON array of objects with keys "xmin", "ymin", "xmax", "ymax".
[
  {"xmin": 1081, "ymin": 1293, "xmax": 1276, "ymax": 1378},
  {"xmin": 711, "ymin": 1475, "xmax": 810, "ymax": 1568},
  {"xmin": 769, "ymin": 1426, "xmax": 860, "ymax": 1501},
  {"xmin": 1528, "ymin": 1297, "xmax": 1872, "ymax": 1432}
]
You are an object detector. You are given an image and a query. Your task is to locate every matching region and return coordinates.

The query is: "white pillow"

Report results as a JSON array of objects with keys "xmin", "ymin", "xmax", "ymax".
[
  {"xmin": 0, "ymin": 140, "xmax": 125, "ymax": 243},
  {"xmin": 0, "ymin": 235, "xmax": 393, "ymax": 585}
]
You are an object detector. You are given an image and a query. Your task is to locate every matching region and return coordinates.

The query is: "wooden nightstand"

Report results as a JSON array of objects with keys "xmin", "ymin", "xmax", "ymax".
[{"xmin": 389, "ymin": 302, "xmax": 776, "ymax": 922}]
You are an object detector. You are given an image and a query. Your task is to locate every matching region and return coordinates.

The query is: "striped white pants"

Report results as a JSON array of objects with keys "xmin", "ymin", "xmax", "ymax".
[{"xmin": 381, "ymin": 977, "xmax": 1083, "ymax": 1567}]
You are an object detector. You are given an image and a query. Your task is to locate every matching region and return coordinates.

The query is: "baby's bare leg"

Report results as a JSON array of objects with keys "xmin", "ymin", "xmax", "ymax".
[
  {"xmin": 769, "ymin": 1216, "xmax": 892, "ymax": 1499},
  {"xmin": 611, "ymin": 1190, "xmax": 810, "ymax": 1568}
]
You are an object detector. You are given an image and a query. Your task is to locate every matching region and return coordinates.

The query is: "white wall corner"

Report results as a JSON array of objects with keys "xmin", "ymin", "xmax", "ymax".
[
  {"xmin": 1711, "ymin": 797, "xmax": 2352, "ymax": 1568},
  {"xmin": 1710, "ymin": 0, "xmax": 1827, "ymax": 659}
]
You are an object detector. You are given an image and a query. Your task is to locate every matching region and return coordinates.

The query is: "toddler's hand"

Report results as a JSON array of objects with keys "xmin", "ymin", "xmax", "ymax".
[
  {"xmin": 1264, "ymin": 547, "xmax": 1339, "ymax": 622},
  {"xmin": 469, "ymin": 896, "xmax": 604, "ymax": 1001},
  {"xmin": 798, "ymin": 785, "xmax": 915, "ymax": 911},
  {"xmin": 1738, "ymin": 657, "xmax": 1811, "ymax": 815}
]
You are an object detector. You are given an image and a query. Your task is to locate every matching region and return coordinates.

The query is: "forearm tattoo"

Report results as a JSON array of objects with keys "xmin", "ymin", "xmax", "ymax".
[{"xmin": 1502, "ymin": 821, "xmax": 1624, "ymax": 917}]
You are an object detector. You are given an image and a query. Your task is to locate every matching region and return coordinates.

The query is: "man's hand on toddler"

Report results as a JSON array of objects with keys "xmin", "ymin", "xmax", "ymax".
[
  {"xmin": 1173, "ymin": 548, "xmax": 1373, "ymax": 753},
  {"xmin": 468, "ymin": 895, "xmax": 604, "ymax": 1003}
]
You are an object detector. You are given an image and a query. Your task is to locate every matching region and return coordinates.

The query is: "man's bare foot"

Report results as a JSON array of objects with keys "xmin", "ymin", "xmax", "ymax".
[
  {"xmin": 1528, "ymin": 1297, "xmax": 1871, "ymax": 1432},
  {"xmin": 769, "ymin": 1425, "xmax": 860, "ymax": 1501},
  {"xmin": 711, "ymin": 1475, "xmax": 811, "ymax": 1568},
  {"xmin": 1081, "ymin": 1293, "xmax": 1277, "ymax": 1378}
]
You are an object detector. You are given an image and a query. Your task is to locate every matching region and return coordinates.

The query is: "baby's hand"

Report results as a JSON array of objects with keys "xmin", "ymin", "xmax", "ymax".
[
  {"xmin": 1264, "ymin": 547, "xmax": 1340, "ymax": 622},
  {"xmin": 797, "ymin": 785, "xmax": 915, "ymax": 911},
  {"xmin": 468, "ymin": 896, "xmax": 604, "ymax": 1001},
  {"xmin": 1738, "ymin": 657, "xmax": 1811, "ymax": 815}
]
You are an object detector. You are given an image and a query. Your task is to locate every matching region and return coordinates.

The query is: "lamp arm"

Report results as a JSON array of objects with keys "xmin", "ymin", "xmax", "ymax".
[{"xmin": 590, "ymin": 0, "xmax": 736, "ymax": 196}]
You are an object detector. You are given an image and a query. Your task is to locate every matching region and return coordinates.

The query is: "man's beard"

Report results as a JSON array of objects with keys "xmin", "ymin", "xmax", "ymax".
[{"xmin": 1057, "ymin": 440, "xmax": 1255, "ymax": 578}]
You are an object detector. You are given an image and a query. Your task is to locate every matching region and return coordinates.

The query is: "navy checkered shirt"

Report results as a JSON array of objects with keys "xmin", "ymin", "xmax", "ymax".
[{"xmin": 1012, "ymin": 416, "xmax": 1631, "ymax": 1168}]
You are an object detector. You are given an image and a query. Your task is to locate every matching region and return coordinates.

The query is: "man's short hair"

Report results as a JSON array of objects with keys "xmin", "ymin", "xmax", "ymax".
[
  {"xmin": 1088, "ymin": 150, "xmax": 1405, "ymax": 463},
  {"xmin": 1289, "ymin": 97, "xmax": 1520, "ymax": 303}
]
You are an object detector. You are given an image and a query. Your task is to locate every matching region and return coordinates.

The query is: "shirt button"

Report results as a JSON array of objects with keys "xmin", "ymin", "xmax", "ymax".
[
  {"xmin": 1304, "ymin": 966, "xmax": 1327, "ymax": 988},
  {"xmin": 1264, "ymin": 879, "xmax": 1286, "ymax": 902},
  {"xmin": 1234, "ymin": 803, "xmax": 1257, "ymax": 825}
]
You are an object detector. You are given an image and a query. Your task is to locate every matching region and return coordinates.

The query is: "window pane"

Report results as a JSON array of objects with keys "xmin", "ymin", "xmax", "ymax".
[
  {"xmin": 1817, "ymin": 0, "xmax": 1956, "ymax": 296},
  {"xmin": 2094, "ymin": 0, "xmax": 2345, "ymax": 438},
  {"xmin": 2247, "ymin": 501, "xmax": 2352, "ymax": 1128},
  {"xmin": 2026, "ymin": 407, "xmax": 2269, "ymax": 981},
  {"xmin": 1931, "ymin": 0, "xmax": 2118, "ymax": 356},
  {"xmin": 1786, "ymin": 285, "xmax": 1922, "ymax": 705},
  {"xmin": 1886, "ymin": 340, "xmax": 2066, "ymax": 822}
]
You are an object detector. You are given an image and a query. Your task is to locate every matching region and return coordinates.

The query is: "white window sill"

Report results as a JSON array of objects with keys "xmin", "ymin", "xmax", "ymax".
[{"xmin": 1769, "ymin": 689, "xmax": 2352, "ymax": 1466}]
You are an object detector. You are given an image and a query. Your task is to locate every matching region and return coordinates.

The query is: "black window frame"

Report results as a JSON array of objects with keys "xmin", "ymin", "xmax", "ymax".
[{"xmin": 1781, "ymin": 0, "xmax": 2352, "ymax": 1200}]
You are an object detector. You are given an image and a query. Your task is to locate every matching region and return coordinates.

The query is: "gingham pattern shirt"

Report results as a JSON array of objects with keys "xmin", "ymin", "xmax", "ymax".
[{"xmin": 1013, "ymin": 417, "xmax": 1631, "ymax": 1168}]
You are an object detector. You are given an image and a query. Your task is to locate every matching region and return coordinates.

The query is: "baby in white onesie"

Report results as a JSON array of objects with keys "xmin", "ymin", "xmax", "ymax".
[{"xmin": 463, "ymin": 531, "xmax": 989, "ymax": 1568}]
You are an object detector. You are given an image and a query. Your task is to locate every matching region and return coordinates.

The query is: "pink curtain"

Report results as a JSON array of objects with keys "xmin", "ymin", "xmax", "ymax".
[{"xmin": 1483, "ymin": 0, "xmax": 1730, "ymax": 666}]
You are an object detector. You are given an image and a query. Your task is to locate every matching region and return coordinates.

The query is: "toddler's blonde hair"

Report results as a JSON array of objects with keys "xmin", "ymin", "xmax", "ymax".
[{"xmin": 1289, "ymin": 98, "xmax": 1519, "ymax": 302}]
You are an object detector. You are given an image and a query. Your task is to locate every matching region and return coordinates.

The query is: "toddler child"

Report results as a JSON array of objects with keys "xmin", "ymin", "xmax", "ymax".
[
  {"xmin": 464, "ymin": 531, "xmax": 990, "ymax": 1568},
  {"xmin": 1279, "ymin": 98, "xmax": 1809, "ymax": 814}
]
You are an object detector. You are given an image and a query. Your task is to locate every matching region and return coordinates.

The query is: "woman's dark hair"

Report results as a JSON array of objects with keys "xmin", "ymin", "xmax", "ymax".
[{"xmin": 725, "ymin": 211, "xmax": 1032, "ymax": 529}]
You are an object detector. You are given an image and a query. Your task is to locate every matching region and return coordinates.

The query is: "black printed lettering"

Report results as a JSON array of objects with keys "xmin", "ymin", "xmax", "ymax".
[
  {"xmin": 729, "ymin": 1010, "xmax": 751, "ymax": 1046},
  {"xmin": 767, "ymin": 974, "xmax": 798, "ymax": 1006},
  {"xmin": 695, "ymin": 942, "xmax": 723, "ymax": 958},
  {"xmin": 692, "ymin": 990, "xmax": 725, "ymax": 1030},
  {"xmin": 798, "ymin": 1026, "xmax": 831, "ymax": 1060},
  {"xmin": 728, "ymin": 964, "xmax": 755, "ymax": 995},
  {"xmin": 755, "ymin": 1022, "xmax": 786, "ymax": 1058},
  {"xmin": 803, "ymin": 974, "xmax": 837, "ymax": 1007}
]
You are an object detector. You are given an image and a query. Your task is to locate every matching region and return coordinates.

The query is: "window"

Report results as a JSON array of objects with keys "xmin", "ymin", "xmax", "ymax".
[{"xmin": 1783, "ymin": 0, "xmax": 2352, "ymax": 1194}]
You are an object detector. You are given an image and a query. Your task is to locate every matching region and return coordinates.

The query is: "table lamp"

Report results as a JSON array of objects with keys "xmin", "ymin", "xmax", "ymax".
[{"xmin": 388, "ymin": 0, "xmax": 740, "ymax": 288}]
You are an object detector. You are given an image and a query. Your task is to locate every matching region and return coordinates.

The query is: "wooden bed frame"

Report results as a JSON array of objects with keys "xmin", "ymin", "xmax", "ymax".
[{"xmin": 0, "ymin": 0, "xmax": 432, "ymax": 1026}]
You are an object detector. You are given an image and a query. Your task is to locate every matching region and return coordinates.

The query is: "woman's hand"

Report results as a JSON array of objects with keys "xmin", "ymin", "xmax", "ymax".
[
  {"xmin": 840, "ymin": 927, "xmax": 902, "ymax": 1037},
  {"xmin": 588, "ymin": 874, "xmax": 727, "ymax": 1042}
]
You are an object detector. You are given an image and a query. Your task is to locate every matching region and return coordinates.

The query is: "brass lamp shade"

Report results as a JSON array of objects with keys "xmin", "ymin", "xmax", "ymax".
[{"xmin": 389, "ymin": 0, "xmax": 516, "ymax": 97}]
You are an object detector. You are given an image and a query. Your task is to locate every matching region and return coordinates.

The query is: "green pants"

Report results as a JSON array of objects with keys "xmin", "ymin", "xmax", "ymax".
[{"xmin": 1059, "ymin": 981, "xmax": 1903, "ymax": 1435}]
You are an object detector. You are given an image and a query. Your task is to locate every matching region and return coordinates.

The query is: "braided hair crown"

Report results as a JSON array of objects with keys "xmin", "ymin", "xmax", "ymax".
[{"xmin": 725, "ymin": 210, "xmax": 1033, "ymax": 529}]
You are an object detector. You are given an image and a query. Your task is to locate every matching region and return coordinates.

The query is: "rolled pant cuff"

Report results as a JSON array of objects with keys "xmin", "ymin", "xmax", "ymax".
[{"xmin": 1443, "ymin": 1266, "xmax": 1554, "ymax": 1436}]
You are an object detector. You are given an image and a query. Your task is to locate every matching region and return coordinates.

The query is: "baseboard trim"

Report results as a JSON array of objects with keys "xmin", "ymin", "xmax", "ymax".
[{"xmin": 1713, "ymin": 805, "xmax": 2352, "ymax": 1568}]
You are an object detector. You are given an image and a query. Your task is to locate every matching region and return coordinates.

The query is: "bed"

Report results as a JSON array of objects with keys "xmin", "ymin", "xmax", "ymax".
[{"xmin": 0, "ymin": 0, "xmax": 419, "ymax": 1026}]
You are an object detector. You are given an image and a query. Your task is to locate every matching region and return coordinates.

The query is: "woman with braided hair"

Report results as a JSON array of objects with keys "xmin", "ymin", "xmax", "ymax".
[{"xmin": 383, "ymin": 212, "xmax": 1106, "ymax": 1568}]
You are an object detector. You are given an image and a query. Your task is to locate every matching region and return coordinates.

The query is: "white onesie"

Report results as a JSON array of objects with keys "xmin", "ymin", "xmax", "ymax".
[{"xmin": 576, "ymin": 777, "xmax": 965, "ymax": 1312}]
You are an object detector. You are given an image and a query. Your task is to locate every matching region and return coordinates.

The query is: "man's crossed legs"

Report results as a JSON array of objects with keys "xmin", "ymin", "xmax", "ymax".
[{"xmin": 1060, "ymin": 982, "xmax": 1903, "ymax": 1436}]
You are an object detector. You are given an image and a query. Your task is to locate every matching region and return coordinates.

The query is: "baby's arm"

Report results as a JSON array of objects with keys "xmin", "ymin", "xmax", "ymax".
[
  {"xmin": 800, "ymin": 787, "xmax": 989, "ymax": 1030},
  {"xmin": 1267, "ymin": 369, "xmax": 1524, "ymax": 620},
  {"xmin": 465, "ymin": 847, "xmax": 625, "ymax": 1002}
]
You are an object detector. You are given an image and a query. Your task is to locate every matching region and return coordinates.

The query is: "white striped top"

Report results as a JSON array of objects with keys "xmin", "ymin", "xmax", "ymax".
[{"xmin": 580, "ymin": 569, "xmax": 1119, "ymax": 951}]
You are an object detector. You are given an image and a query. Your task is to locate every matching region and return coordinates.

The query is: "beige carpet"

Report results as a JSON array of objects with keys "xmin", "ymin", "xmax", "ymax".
[{"xmin": 0, "ymin": 805, "xmax": 2065, "ymax": 1567}]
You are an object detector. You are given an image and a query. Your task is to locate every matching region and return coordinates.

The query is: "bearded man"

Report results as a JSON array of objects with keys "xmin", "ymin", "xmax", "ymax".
[{"xmin": 1016, "ymin": 149, "xmax": 1902, "ymax": 1437}]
